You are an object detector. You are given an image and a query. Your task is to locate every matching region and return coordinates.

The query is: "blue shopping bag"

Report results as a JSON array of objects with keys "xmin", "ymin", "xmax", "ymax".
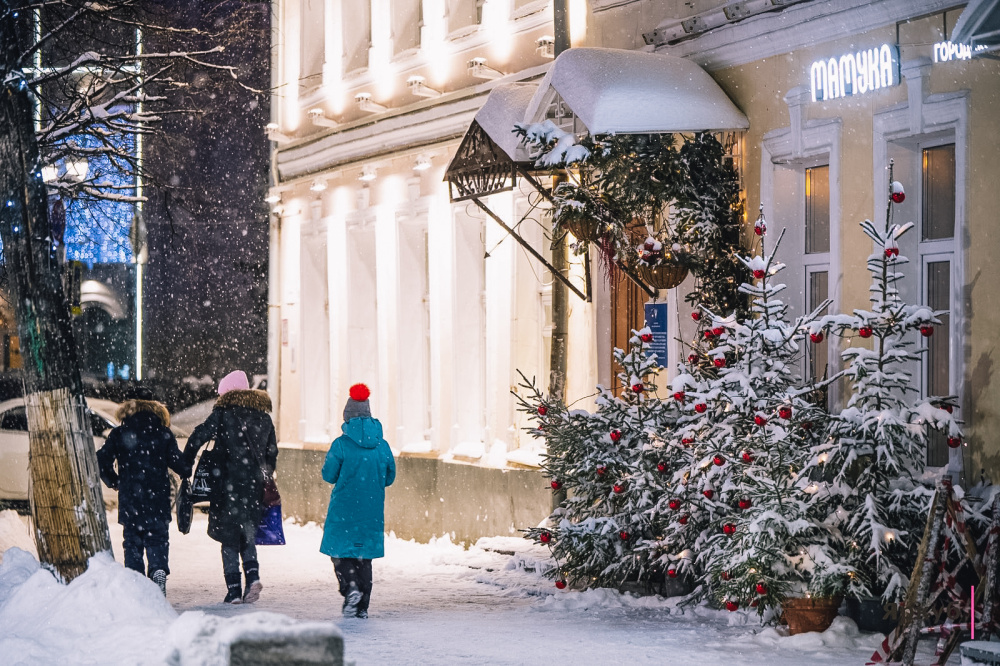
[{"xmin": 255, "ymin": 503, "xmax": 286, "ymax": 546}]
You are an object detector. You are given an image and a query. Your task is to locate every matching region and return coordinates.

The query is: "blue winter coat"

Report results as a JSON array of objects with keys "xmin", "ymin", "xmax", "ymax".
[{"xmin": 320, "ymin": 417, "xmax": 396, "ymax": 559}]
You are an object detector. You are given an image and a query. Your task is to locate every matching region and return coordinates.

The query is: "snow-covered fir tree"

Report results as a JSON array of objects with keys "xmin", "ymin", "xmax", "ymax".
[{"xmin": 807, "ymin": 173, "xmax": 963, "ymax": 602}]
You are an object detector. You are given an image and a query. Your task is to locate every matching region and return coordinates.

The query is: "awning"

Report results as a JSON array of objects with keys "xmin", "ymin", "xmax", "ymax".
[
  {"xmin": 953, "ymin": 0, "xmax": 1000, "ymax": 53},
  {"xmin": 523, "ymin": 47, "xmax": 749, "ymax": 134},
  {"xmin": 472, "ymin": 83, "xmax": 537, "ymax": 162}
]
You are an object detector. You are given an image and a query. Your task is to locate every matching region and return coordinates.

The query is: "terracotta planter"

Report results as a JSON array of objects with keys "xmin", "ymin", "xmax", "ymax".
[
  {"xmin": 639, "ymin": 262, "xmax": 689, "ymax": 290},
  {"xmin": 562, "ymin": 218, "xmax": 602, "ymax": 243},
  {"xmin": 782, "ymin": 596, "xmax": 842, "ymax": 635}
]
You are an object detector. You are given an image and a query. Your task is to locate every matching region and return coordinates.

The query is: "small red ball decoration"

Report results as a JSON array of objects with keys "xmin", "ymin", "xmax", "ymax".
[
  {"xmin": 619, "ymin": 530, "xmax": 630, "ymax": 541},
  {"xmin": 726, "ymin": 600, "xmax": 739, "ymax": 612},
  {"xmin": 712, "ymin": 326, "xmax": 725, "ymax": 336},
  {"xmin": 940, "ymin": 404, "xmax": 954, "ymax": 413},
  {"xmin": 738, "ymin": 498, "xmax": 752, "ymax": 510},
  {"xmin": 688, "ymin": 354, "xmax": 699, "ymax": 364},
  {"xmin": 695, "ymin": 403, "xmax": 708, "ymax": 414},
  {"xmin": 667, "ymin": 568, "xmax": 678, "ymax": 578},
  {"xmin": 920, "ymin": 325, "xmax": 934, "ymax": 337},
  {"xmin": 800, "ymin": 421, "xmax": 814, "ymax": 431},
  {"xmin": 550, "ymin": 480, "xmax": 562, "ymax": 490},
  {"xmin": 539, "ymin": 531, "xmax": 552, "ymax": 544},
  {"xmin": 723, "ymin": 523, "xmax": 736, "ymax": 535},
  {"xmin": 704, "ymin": 330, "xmax": 714, "ymax": 339},
  {"xmin": 537, "ymin": 405, "xmax": 548, "ymax": 416},
  {"xmin": 679, "ymin": 514, "xmax": 689, "ymax": 525},
  {"xmin": 681, "ymin": 437, "xmax": 694, "ymax": 446},
  {"xmin": 669, "ymin": 498, "xmax": 681, "ymax": 510},
  {"xmin": 613, "ymin": 483, "xmax": 625, "ymax": 494},
  {"xmin": 714, "ymin": 357, "xmax": 726, "ymax": 368},
  {"xmin": 779, "ymin": 406, "xmax": 792, "ymax": 420},
  {"xmin": 703, "ymin": 489, "xmax": 714, "ymax": 500},
  {"xmin": 691, "ymin": 311, "xmax": 701, "ymax": 321},
  {"xmin": 673, "ymin": 391, "xmax": 686, "ymax": 402},
  {"xmin": 741, "ymin": 451, "xmax": 754, "ymax": 463},
  {"xmin": 658, "ymin": 463, "xmax": 668, "ymax": 474},
  {"xmin": 610, "ymin": 430, "xmax": 622, "ymax": 442},
  {"xmin": 885, "ymin": 246, "xmax": 899, "ymax": 258},
  {"xmin": 713, "ymin": 455, "xmax": 725, "ymax": 467},
  {"xmin": 810, "ymin": 331, "xmax": 825, "ymax": 344},
  {"xmin": 750, "ymin": 599, "xmax": 759, "ymax": 608},
  {"xmin": 753, "ymin": 269, "xmax": 765, "ymax": 280},
  {"xmin": 555, "ymin": 579, "xmax": 567, "ymax": 589},
  {"xmin": 632, "ymin": 383, "xmax": 644, "ymax": 393},
  {"xmin": 755, "ymin": 582, "xmax": 768, "ymax": 595},
  {"xmin": 859, "ymin": 326, "xmax": 873, "ymax": 338},
  {"xmin": 754, "ymin": 415, "xmax": 767, "ymax": 427},
  {"xmin": 720, "ymin": 571, "xmax": 731, "ymax": 581},
  {"xmin": 891, "ymin": 180, "xmax": 905, "ymax": 204},
  {"xmin": 948, "ymin": 437, "xmax": 962, "ymax": 448},
  {"xmin": 596, "ymin": 465, "xmax": 607, "ymax": 476},
  {"xmin": 641, "ymin": 333, "xmax": 654, "ymax": 343},
  {"xmin": 754, "ymin": 221, "xmax": 766, "ymax": 236}
]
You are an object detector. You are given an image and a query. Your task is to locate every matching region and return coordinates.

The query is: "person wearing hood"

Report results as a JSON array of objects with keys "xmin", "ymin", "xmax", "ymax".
[
  {"xmin": 183, "ymin": 370, "xmax": 278, "ymax": 604},
  {"xmin": 97, "ymin": 388, "xmax": 189, "ymax": 595},
  {"xmin": 320, "ymin": 383, "xmax": 396, "ymax": 619}
]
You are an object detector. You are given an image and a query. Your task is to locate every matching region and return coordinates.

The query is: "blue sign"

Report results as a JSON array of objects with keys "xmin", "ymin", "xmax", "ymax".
[{"xmin": 644, "ymin": 303, "xmax": 669, "ymax": 368}]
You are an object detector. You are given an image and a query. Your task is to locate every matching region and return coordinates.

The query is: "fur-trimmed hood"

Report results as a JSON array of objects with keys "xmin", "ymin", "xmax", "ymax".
[
  {"xmin": 116, "ymin": 399, "xmax": 170, "ymax": 427},
  {"xmin": 215, "ymin": 389, "xmax": 272, "ymax": 413}
]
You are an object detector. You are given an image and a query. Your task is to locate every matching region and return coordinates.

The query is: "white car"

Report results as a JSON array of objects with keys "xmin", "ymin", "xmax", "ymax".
[{"xmin": 0, "ymin": 397, "xmax": 189, "ymax": 509}]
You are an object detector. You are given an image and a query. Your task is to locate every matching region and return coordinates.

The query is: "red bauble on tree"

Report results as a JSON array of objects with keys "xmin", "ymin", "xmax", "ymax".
[
  {"xmin": 741, "ymin": 450, "xmax": 754, "ymax": 463},
  {"xmin": 713, "ymin": 454, "xmax": 726, "ymax": 467},
  {"xmin": 610, "ymin": 429, "xmax": 622, "ymax": 442},
  {"xmin": 752, "ymin": 269, "xmax": 765, "ymax": 279},
  {"xmin": 555, "ymin": 579, "xmax": 567, "ymax": 589},
  {"xmin": 725, "ymin": 600, "xmax": 740, "ymax": 612},
  {"xmin": 920, "ymin": 325, "xmax": 934, "ymax": 337},
  {"xmin": 681, "ymin": 437, "xmax": 694, "ymax": 446},
  {"xmin": 800, "ymin": 421, "xmax": 813, "ymax": 431},
  {"xmin": 891, "ymin": 180, "xmax": 905, "ymax": 203},
  {"xmin": 678, "ymin": 514, "xmax": 689, "ymax": 525},
  {"xmin": 613, "ymin": 483, "xmax": 626, "ymax": 494},
  {"xmin": 596, "ymin": 465, "xmax": 607, "ymax": 476},
  {"xmin": 714, "ymin": 357, "xmax": 726, "ymax": 368},
  {"xmin": 691, "ymin": 311, "xmax": 701, "ymax": 321},
  {"xmin": 755, "ymin": 582, "xmax": 768, "ymax": 595},
  {"xmin": 673, "ymin": 391, "xmax": 685, "ymax": 402},
  {"xmin": 738, "ymin": 498, "xmax": 752, "ymax": 510},
  {"xmin": 778, "ymin": 406, "xmax": 792, "ymax": 420},
  {"xmin": 641, "ymin": 333, "xmax": 653, "ymax": 343},
  {"xmin": 948, "ymin": 437, "xmax": 962, "ymax": 448},
  {"xmin": 858, "ymin": 326, "xmax": 873, "ymax": 338},
  {"xmin": 810, "ymin": 331, "xmax": 825, "ymax": 343},
  {"xmin": 619, "ymin": 530, "xmax": 630, "ymax": 541},
  {"xmin": 658, "ymin": 462, "xmax": 668, "ymax": 474},
  {"xmin": 668, "ymin": 498, "xmax": 681, "ymax": 511},
  {"xmin": 667, "ymin": 568, "xmax": 678, "ymax": 578},
  {"xmin": 550, "ymin": 480, "xmax": 562, "ymax": 490},
  {"xmin": 712, "ymin": 326, "xmax": 725, "ymax": 337},
  {"xmin": 694, "ymin": 403, "xmax": 708, "ymax": 414},
  {"xmin": 720, "ymin": 571, "xmax": 731, "ymax": 581},
  {"xmin": 723, "ymin": 523, "xmax": 736, "ymax": 535},
  {"xmin": 754, "ymin": 414, "xmax": 767, "ymax": 427},
  {"xmin": 632, "ymin": 382, "xmax": 644, "ymax": 393},
  {"xmin": 884, "ymin": 246, "xmax": 899, "ymax": 258},
  {"xmin": 537, "ymin": 405, "xmax": 548, "ymax": 416},
  {"xmin": 687, "ymin": 353, "xmax": 699, "ymax": 364},
  {"xmin": 702, "ymin": 489, "xmax": 714, "ymax": 500},
  {"xmin": 539, "ymin": 531, "xmax": 552, "ymax": 544},
  {"xmin": 703, "ymin": 329, "xmax": 715, "ymax": 339}
]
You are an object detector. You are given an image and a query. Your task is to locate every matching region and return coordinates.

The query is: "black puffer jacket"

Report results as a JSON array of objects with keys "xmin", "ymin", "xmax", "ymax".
[
  {"xmin": 183, "ymin": 389, "xmax": 278, "ymax": 544},
  {"xmin": 97, "ymin": 400, "xmax": 188, "ymax": 531}
]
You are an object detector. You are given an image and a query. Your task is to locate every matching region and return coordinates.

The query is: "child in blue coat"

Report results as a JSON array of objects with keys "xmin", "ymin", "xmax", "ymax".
[{"xmin": 320, "ymin": 383, "xmax": 396, "ymax": 618}]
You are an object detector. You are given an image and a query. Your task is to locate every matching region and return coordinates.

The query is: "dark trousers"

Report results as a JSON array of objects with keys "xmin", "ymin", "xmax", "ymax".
[
  {"xmin": 333, "ymin": 558, "xmax": 373, "ymax": 612},
  {"xmin": 221, "ymin": 528, "xmax": 258, "ymax": 576},
  {"xmin": 123, "ymin": 521, "xmax": 169, "ymax": 576}
]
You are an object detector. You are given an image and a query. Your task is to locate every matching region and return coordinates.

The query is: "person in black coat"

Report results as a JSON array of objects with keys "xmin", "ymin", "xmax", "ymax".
[
  {"xmin": 183, "ymin": 370, "xmax": 278, "ymax": 604},
  {"xmin": 97, "ymin": 394, "xmax": 188, "ymax": 595}
]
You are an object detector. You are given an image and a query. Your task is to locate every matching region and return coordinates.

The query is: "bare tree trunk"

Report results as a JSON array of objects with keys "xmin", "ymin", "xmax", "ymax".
[{"xmin": 0, "ymin": 5, "xmax": 111, "ymax": 581}]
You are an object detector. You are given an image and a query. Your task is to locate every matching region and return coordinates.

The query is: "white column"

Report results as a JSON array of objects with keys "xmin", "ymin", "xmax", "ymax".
[{"xmin": 483, "ymin": 191, "xmax": 516, "ymax": 454}]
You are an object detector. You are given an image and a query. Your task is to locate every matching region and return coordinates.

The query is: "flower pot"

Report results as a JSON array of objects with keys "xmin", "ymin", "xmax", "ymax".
[
  {"xmin": 782, "ymin": 596, "xmax": 842, "ymax": 635},
  {"xmin": 562, "ymin": 218, "xmax": 602, "ymax": 243},
  {"xmin": 639, "ymin": 262, "xmax": 689, "ymax": 290},
  {"xmin": 844, "ymin": 597, "xmax": 898, "ymax": 635}
]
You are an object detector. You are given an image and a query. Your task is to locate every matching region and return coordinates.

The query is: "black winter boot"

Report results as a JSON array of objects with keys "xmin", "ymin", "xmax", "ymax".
[
  {"xmin": 223, "ymin": 572, "xmax": 243, "ymax": 604},
  {"xmin": 150, "ymin": 570, "xmax": 167, "ymax": 596},
  {"xmin": 242, "ymin": 560, "xmax": 262, "ymax": 604}
]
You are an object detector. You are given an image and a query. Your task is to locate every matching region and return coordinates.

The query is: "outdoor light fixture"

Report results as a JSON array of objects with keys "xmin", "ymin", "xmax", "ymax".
[
  {"xmin": 310, "ymin": 178, "xmax": 328, "ymax": 192},
  {"xmin": 536, "ymin": 36, "xmax": 555, "ymax": 58},
  {"xmin": 358, "ymin": 165, "xmax": 377, "ymax": 182},
  {"xmin": 265, "ymin": 123, "xmax": 292, "ymax": 143},
  {"xmin": 467, "ymin": 57, "xmax": 504, "ymax": 80},
  {"xmin": 41, "ymin": 165, "xmax": 58, "ymax": 183},
  {"xmin": 413, "ymin": 155, "xmax": 432, "ymax": 172},
  {"xmin": 308, "ymin": 108, "xmax": 338, "ymax": 128},
  {"xmin": 65, "ymin": 159, "xmax": 89, "ymax": 181},
  {"xmin": 355, "ymin": 93, "xmax": 387, "ymax": 114},
  {"xmin": 264, "ymin": 193, "xmax": 281, "ymax": 204},
  {"xmin": 407, "ymin": 76, "xmax": 442, "ymax": 98}
]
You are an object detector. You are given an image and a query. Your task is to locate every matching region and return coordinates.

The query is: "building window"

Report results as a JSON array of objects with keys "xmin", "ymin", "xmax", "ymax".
[
  {"xmin": 804, "ymin": 165, "xmax": 830, "ymax": 389},
  {"xmin": 392, "ymin": 0, "xmax": 421, "ymax": 56},
  {"xmin": 300, "ymin": 0, "xmax": 325, "ymax": 89},
  {"xmin": 446, "ymin": 0, "xmax": 481, "ymax": 34},
  {"xmin": 343, "ymin": 0, "xmax": 371, "ymax": 73},
  {"xmin": 805, "ymin": 165, "xmax": 830, "ymax": 254},
  {"xmin": 922, "ymin": 144, "xmax": 956, "ymax": 241}
]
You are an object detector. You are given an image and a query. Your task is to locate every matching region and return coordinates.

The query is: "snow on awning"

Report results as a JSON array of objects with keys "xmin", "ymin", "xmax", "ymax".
[
  {"xmin": 952, "ymin": 0, "xmax": 1000, "ymax": 54},
  {"xmin": 472, "ymin": 83, "xmax": 538, "ymax": 162},
  {"xmin": 523, "ymin": 47, "xmax": 748, "ymax": 134}
]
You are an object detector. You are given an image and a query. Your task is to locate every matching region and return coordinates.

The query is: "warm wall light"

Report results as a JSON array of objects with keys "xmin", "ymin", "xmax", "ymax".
[
  {"xmin": 265, "ymin": 123, "xmax": 292, "ymax": 143},
  {"xmin": 413, "ymin": 154, "xmax": 432, "ymax": 171},
  {"xmin": 66, "ymin": 159, "xmax": 89, "ymax": 181},
  {"xmin": 536, "ymin": 36, "xmax": 555, "ymax": 59},
  {"xmin": 358, "ymin": 165, "xmax": 378, "ymax": 182},
  {"xmin": 407, "ymin": 76, "xmax": 442, "ymax": 98},
  {"xmin": 355, "ymin": 92, "xmax": 388, "ymax": 114},
  {"xmin": 41, "ymin": 165, "xmax": 58, "ymax": 183},
  {"xmin": 467, "ymin": 57, "xmax": 504, "ymax": 80},
  {"xmin": 264, "ymin": 192, "xmax": 281, "ymax": 204},
  {"xmin": 308, "ymin": 108, "xmax": 338, "ymax": 128},
  {"xmin": 310, "ymin": 178, "xmax": 328, "ymax": 192}
]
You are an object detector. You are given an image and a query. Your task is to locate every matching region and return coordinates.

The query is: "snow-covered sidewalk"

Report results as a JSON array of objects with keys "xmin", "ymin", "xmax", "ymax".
[{"xmin": 1, "ymin": 510, "xmax": 919, "ymax": 665}]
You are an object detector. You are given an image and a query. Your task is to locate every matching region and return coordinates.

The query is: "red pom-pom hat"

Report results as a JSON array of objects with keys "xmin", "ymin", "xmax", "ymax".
[{"xmin": 350, "ymin": 383, "xmax": 371, "ymax": 402}]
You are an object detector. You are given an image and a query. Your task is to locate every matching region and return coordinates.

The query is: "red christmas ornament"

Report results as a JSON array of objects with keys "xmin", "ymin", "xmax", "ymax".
[
  {"xmin": 884, "ymin": 246, "xmax": 899, "ymax": 258},
  {"xmin": 891, "ymin": 181, "xmax": 905, "ymax": 204},
  {"xmin": 755, "ymin": 582, "xmax": 768, "ymax": 595},
  {"xmin": 702, "ymin": 489, "xmax": 714, "ymax": 500},
  {"xmin": 753, "ymin": 269, "xmax": 765, "ymax": 280},
  {"xmin": 658, "ymin": 463, "xmax": 668, "ymax": 474},
  {"xmin": 723, "ymin": 523, "xmax": 736, "ymax": 535},
  {"xmin": 681, "ymin": 437, "xmax": 694, "ymax": 446},
  {"xmin": 537, "ymin": 425, "xmax": 545, "ymax": 433},
  {"xmin": 810, "ymin": 331, "xmax": 825, "ymax": 344},
  {"xmin": 920, "ymin": 325, "xmax": 934, "ymax": 337},
  {"xmin": 673, "ymin": 391, "xmax": 686, "ymax": 402},
  {"xmin": 688, "ymin": 354, "xmax": 699, "ymax": 364},
  {"xmin": 704, "ymin": 330, "xmax": 715, "ymax": 339},
  {"xmin": 754, "ymin": 222, "xmax": 766, "ymax": 236},
  {"xmin": 555, "ymin": 579, "xmax": 567, "ymax": 589},
  {"xmin": 537, "ymin": 405, "xmax": 548, "ymax": 416},
  {"xmin": 539, "ymin": 531, "xmax": 552, "ymax": 544},
  {"xmin": 714, "ymin": 357, "xmax": 726, "ymax": 368},
  {"xmin": 679, "ymin": 514, "xmax": 689, "ymax": 525},
  {"xmin": 940, "ymin": 404, "xmax": 954, "ymax": 413},
  {"xmin": 948, "ymin": 437, "xmax": 962, "ymax": 448},
  {"xmin": 691, "ymin": 311, "xmax": 702, "ymax": 322},
  {"xmin": 750, "ymin": 599, "xmax": 759, "ymax": 608},
  {"xmin": 610, "ymin": 429, "xmax": 622, "ymax": 442},
  {"xmin": 619, "ymin": 530, "xmax": 630, "ymax": 541},
  {"xmin": 859, "ymin": 326, "xmax": 873, "ymax": 338},
  {"xmin": 713, "ymin": 455, "xmax": 726, "ymax": 467},
  {"xmin": 738, "ymin": 498, "xmax": 752, "ymax": 510},
  {"xmin": 613, "ymin": 483, "xmax": 626, "ymax": 494},
  {"xmin": 726, "ymin": 600, "xmax": 740, "ymax": 612},
  {"xmin": 779, "ymin": 406, "xmax": 792, "ymax": 420},
  {"xmin": 720, "ymin": 571, "xmax": 731, "ymax": 581},
  {"xmin": 641, "ymin": 333, "xmax": 654, "ymax": 343},
  {"xmin": 754, "ymin": 415, "xmax": 767, "ymax": 427},
  {"xmin": 632, "ymin": 383, "xmax": 644, "ymax": 393},
  {"xmin": 550, "ymin": 480, "xmax": 562, "ymax": 490},
  {"xmin": 596, "ymin": 465, "xmax": 607, "ymax": 476},
  {"xmin": 695, "ymin": 403, "xmax": 708, "ymax": 414},
  {"xmin": 349, "ymin": 383, "xmax": 371, "ymax": 402},
  {"xmin": 712, "ymin": 326, "xmax": 725, "ymax": 337},
  {"xmin": 668, "ymin": 498, "xmax": 681, "ymax": 510},
  {"xmin": 741, "ymin": 450, "xmax": 754, "ymax": 463},
  {"xmin": 667, "ymin": 568, "xmax": 678, "ymax": 578},
  {"xmin": 800, "ymin": 421, "xmax": 814, "ymax": 431}
]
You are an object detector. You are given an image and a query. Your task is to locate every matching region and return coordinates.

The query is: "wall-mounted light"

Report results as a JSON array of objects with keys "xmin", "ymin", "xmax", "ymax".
[
  {"xmin": 413, "ymin": 154, "xmax": 432, "ymax": 172},
  {"xmin": 265, "ymin": 123, "xmax": 292, "ymax": 143},
  {"xmin": 264, "ymin": 192, "xmax": 282, "ymax": 204},
  {"xmin": 467, "ymin": 57, "xmax": 504, "ymax": 80},
  {"xmin": 41, "ymin": 165, "xmax": 58, "ymax": 183},
  {"xmin": 358, "ymin": 165, "xmax": 378, "ymax": 182},
  {"xmin": 310, "ymin": 178, "xmax": 328, "ymax": 192},
  {"xmin": 65, "ymin": 159, "xmax": 89, "ymax": 181},
  {"xmin": 355, "ymin": 93, "xmax": 388, "ymax": 114},
  {"xmin": 536, "ymin": 36, "xmax": 555, "ymax": 59},
  {"xmin": 308, "ymin": 108, "xmax": 338, "ymax": 128},
  {"xmin": 407, "ymin": 76, "xmax": 442, "ymax": 98}
]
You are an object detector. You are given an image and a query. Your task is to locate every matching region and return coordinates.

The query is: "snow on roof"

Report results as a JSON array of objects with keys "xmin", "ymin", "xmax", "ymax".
[
  {"xmin": 472, "ymin": 82, "xmax": 538, "ymax": 161},
  {"xmin": 524, "ymin": 48, "xmax": 748, "ymax": 134}
]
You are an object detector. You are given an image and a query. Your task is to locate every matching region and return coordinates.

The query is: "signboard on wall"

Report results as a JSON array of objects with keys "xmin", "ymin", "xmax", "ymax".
[
  {"xmin": 644, "ymin": 303, "xmax": 669, "ymax": 368},
  {"xmin": 810, "ymin": 43, "xmax": 899, "ymax": 102}
]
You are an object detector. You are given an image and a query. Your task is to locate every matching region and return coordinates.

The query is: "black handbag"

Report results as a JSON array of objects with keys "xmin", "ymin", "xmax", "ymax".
[{"xmin": 190, "ymin": 442, "xmax": 223, "ymax": 503}]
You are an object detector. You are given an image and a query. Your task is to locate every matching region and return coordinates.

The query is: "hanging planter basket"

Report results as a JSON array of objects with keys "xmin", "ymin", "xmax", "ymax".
[
  {"xmin": 781, "ymin": 596, "xmax": 842, "ymax": 635},
  {"xmin": 561, "ymin": 217, "xmax": 603, "ymax": 243},
  {"xmin": 638, "ymin": 261, "xmax": 689, "ymax": 290}
]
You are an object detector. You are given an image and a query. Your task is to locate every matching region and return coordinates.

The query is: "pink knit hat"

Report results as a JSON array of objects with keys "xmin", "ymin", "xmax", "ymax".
[{"xmin": 218, "ymin": 370, "xmax": 250, "ymax": 395}]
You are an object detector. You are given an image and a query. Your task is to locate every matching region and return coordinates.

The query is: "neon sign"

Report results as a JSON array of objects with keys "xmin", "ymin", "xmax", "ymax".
[
  {"xmin": 810, "ymin": 44, "xmax": 899, "ymax": 102},
  {"xmin": 934, "ymin": 41, "xmax": 989, "ymax": 62}
]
